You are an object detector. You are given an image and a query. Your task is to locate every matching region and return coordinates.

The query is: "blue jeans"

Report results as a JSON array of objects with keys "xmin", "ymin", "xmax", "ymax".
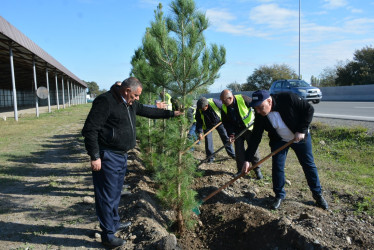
[
  {"xmin": 92, "ymin": 150, "xmax": 127, "ymax": 241},
  {"xmin": 270, "ymin": 133, "xmax": 322, "ymax": 199},
  {"xmin": 205, "ymin": 124, "xmax": 235, "ymax": 161}
]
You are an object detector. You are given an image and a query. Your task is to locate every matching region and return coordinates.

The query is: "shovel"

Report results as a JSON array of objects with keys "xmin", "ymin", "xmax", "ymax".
[
  {"xmin": 182, "ymin": 122, "xmax": 222, "ymax": 155},
  {"xmin": 192, "ymin": 139, "xmax": 295, "ymax": 215},
  {"xmin": 197, "ymin": 120, "xmax": 255, "ymax": 167}
]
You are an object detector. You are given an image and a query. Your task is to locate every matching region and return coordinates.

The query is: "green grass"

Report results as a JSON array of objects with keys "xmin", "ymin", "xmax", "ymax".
[
  {"xmin": 311, "ymin": 122, "xmax": 374, "ymax": 215},
  {"xmin": 0, "ymin": 104, "xmax": 91, "ymax": 183}
]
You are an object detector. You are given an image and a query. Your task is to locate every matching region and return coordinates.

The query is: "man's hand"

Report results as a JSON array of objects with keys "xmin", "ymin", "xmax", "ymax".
[
  {"xmin": 174, "ymin": 111, "xmax": 184, "ymax": 116},
  {"xmin": 91, "ymin": 158, "xmax": 101, "ymax": 171},
  {"xmin": 156, "ymin": 101, "xmax": 168, "ymax": 109},
  {"xmin": 242, "ymin": 161, "xmax": 251, "ymax": 175},
  {"xmin": 294, "ymin": 132, "xmax": 305, "ymax": 142},
  {"xmin": 229, "ymin": 135, "xmax": 235, "ymax": 143},
  {"xmin": 198, "ymin": 133, "xmax": 204, "ymax": 141}
]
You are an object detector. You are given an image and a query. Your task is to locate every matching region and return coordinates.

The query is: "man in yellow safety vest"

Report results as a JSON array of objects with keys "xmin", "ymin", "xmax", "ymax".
[{"xmin": 220, "ymin": 89, "xmax": 263, "ymax": 179}]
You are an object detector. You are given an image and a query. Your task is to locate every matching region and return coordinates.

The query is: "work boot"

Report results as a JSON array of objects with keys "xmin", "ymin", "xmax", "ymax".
[
  {"xmin": 254, "ymin": 167, "xmax": 263, "ymax": 180},
  {"xmin": 102, "ymin": 236, "xmax": 126, "ymax": 248},
  {"xmin": 234, "ymin": 170, "xmax": 242, "ymax": 178},
  {"xmin": 313, "ymin": 194, "xmax": 329, "ymax": 210},
  {"xmin": 271, "ymin": 197, "xmax": 283, "ymax": 210},
  {"xmin": 207, "ymin": 157, "xmax": 214, "ymax": 164}
]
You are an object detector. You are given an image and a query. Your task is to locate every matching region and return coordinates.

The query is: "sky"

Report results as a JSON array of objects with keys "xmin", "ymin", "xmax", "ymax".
[{"xmin": 2, "ymin": 0, "xmax": 374, "ymax": 93}]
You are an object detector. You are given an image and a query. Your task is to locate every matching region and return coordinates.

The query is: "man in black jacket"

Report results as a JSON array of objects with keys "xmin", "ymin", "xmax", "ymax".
[
  {"xmin": 242, "ymin": 90, "xmax": 328, "ymax": 210},
  {"xmin": 82, "ymin": 77, "xmax": 182, "ymax": 248},
  {"xmin": 195, "ymin": 97, "xmax": 235, "ymax": 163}
]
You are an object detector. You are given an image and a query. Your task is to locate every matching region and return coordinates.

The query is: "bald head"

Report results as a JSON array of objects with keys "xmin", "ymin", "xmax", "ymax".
[{"xmin": 220, "ymin": 89, "xmax": 234, "ymax": 106}]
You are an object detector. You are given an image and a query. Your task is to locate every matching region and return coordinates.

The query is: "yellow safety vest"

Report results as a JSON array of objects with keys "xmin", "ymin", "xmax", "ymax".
[
  {"xmin": 199, "ymin": 98, "xmax": 221, "ymax": 130},
  {"xmin": 222, "ymin": 95, "xmax": 254, "ymax": 130},
  {"xmin": 162, "ymin": 92, "xmax": 172, "ymax": 111}
]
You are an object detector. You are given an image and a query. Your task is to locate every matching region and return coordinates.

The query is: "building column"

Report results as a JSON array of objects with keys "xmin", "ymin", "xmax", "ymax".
[
  {"xmin": 62, "ymin": 77, "xmax": 65, "ymax": 108},
  {"xmin": 9, "ymin": 43, "xmax": 18, "ymax": 121},
  {"xmin": 32, "ymin": 55, "xmax": 39, "ymax": 118},
  {"xmin": 46, "ymin": 66, "xmax": 51, "ymax": 113},
  {"xmin": 55, "ymin": 73, "xmax": 60, "ymax": 110}
]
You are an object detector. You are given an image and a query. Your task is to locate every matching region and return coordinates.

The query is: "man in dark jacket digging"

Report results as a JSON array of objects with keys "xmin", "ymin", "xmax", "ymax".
[
  {"xmin": 82, "ymin": 77, "xmax": 182, "ymax": 248},
  {"xmin": 195, "ymin": 97, "xmax": 236, "ymax": 163},
  {"xmin": 242, "ymin": 90, "xmax": 328, "ymax": 210}
]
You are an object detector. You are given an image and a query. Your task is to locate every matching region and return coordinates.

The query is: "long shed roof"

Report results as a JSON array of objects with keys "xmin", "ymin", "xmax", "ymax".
[{"xmin": 0, "ymin": 15, "xmax": 86, "ymax": 88}]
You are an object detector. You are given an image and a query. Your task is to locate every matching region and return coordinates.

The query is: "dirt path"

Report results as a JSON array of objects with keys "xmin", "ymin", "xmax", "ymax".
[{"xmin": 0, "ymin": 123, "xmax": 102, "ymax": 249}]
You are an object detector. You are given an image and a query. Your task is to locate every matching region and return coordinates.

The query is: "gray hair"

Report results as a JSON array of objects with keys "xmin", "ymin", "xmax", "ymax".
[
  {"xmin": 197, "ymin": 97, "xmax": 209, "ymax": 110},
  {"xmin": 121, "ymin": 77, "xmax": 143, "ymax": 91}
]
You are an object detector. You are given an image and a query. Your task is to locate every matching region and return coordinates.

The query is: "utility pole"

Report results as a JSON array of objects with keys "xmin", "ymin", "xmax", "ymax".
[{"xmin": 298, "ymin": 0, "xmax": 301, "ymax": 79}]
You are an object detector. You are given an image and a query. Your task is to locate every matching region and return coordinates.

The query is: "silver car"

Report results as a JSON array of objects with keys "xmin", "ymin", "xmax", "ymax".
[{"xmin": 269, "ymin": 79, "xmax": 322, "ymax": 104}]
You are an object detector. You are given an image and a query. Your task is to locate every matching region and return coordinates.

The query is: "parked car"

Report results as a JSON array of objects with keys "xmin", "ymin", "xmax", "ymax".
[{"xmin": 269, "ymin": 79, "xmax": 322, "ymax": 104}]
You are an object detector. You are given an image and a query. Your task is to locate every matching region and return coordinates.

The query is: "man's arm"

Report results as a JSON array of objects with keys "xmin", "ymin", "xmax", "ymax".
[
  {"xmin": 135, "ymin": 101, "xmax": 176, "ymax": 119},
  {"xmin": 290, "ymin": 93, "xmax": 314, "ymax": 134},
  {"xmin": 82, "ymin": 96, "xmax": 110, "ymax": 171},
  {"xmin": 244, "ymin": 113, "xmax": 265, "ymax": 162},
  {"xmin": 195, "ymin": 111, "xmax": 204, "ymax": 135}
]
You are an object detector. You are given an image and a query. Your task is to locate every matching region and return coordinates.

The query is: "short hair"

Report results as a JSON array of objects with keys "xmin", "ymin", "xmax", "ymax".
[
  {"xmin": 197, "ymin": 97, "xmax": 209, "ymax": 110},
  {"xmin": 121, "ymin": 77, "xmax": 143, "ymax": 91}
]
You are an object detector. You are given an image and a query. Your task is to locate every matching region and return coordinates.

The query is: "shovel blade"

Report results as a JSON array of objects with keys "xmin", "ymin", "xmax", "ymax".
[{"xmin": 192, "ymin": 200, "xmax": 203, "ymax": 215}]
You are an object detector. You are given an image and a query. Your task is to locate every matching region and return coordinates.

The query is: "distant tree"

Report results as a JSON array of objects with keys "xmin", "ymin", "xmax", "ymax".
[
  {"xmin": 243, "ymin": 64, "xmax": 298, "ymax": 91},
  {"xmin": 318, "ymin": 64, "xmax": 341, "ymax": 87},
  {"xmin": 336, "ymin": 45, "xmax": 374, "ymax": 86},
  {"xmin": 226, "ymin": 81, "xmax": 242, "ymax": 92},
  {"xmin": 85, "ymin": 81, "xmax": 101, "ymax": 97},
  {"xmin": 310, "ymin": 75, "xmax": 320, "ymax": 86}
]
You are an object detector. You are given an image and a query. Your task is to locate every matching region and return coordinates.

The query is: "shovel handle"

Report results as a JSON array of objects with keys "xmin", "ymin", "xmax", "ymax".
[
  {"xmin": 198, "ymin": 120, "xmax": 255, "ymax": 166},
  {"xmin": 183, "ymin": 122, "xmax": 222, "ymax": 155},
  {"xmin": 202, "ymin": 139, "xmax": 295, "ymax": 203}
]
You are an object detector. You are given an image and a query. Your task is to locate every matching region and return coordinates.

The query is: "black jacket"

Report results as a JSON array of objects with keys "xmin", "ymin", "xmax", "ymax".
[
  {"xmin": 221, "ymin": 94, "xmax": 252, "ymax": 136},
  {"xmin": 245, "ymin": 92, "xmax": 314, "ymax": 162},
  {"xmin": 82, "ymin": 85, "xmax": 174, "ymax": 160},
  {"xmin": 195, "ymin": 98, "xmax": 222, "ymax": 133}
]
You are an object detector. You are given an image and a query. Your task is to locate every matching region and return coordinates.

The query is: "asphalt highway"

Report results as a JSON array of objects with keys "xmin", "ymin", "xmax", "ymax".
[{"xmin": 313, "ymin": 101, "xmax": 374, "ymax": 122}]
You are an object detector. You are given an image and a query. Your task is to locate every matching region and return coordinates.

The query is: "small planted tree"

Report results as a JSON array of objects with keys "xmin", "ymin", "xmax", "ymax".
[{"xmin": 132, "ymin": 0, "xmax": 226, "ymax": 234}]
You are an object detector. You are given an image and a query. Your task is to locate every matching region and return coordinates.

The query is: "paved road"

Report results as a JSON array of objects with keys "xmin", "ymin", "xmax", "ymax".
[{"xmin": 312, "ymin": 101, "xmax": 374, "ymax": 122}]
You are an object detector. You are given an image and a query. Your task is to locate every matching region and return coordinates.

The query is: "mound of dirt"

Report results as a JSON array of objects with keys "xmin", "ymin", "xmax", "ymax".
[{"xmin": 118, "ymin": 148, "xmax": 374, "ymax": 250}]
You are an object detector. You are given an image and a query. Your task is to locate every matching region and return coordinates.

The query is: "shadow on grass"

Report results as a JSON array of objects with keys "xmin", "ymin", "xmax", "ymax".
[{"xmin": 0, "ymin": 221, "xmax": 102, "ymax": 248}]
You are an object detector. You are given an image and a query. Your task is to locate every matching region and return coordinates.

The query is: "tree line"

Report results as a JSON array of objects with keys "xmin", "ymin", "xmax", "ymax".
[{"xmin": 227, "ymin": 45, "xmax": 374, "ymax": 91}]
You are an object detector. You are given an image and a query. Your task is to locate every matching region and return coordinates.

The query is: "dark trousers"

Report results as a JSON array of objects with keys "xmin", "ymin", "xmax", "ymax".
[
  {"xmin": 234, "ymin": 129, "xmax": 261, "ymax": 172},
  {"xmin": 270, "ymin": 133, "xmax": 322, "ymax": 199},
  {"xmin": 92, "ymin": 150, "xmax": 127, "ymax": 241},
  {"xmin": 205, "ymin": 124, "xmax": 235, "ymax": 161}
]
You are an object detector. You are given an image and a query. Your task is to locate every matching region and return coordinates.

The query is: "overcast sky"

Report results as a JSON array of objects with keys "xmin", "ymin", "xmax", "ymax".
[{"xmin": 2, "ymin": 0, "xmax": 374, "ymax": 93}]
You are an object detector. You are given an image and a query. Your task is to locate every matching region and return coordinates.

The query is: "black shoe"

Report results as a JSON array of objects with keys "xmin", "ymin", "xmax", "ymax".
[
  {"xmin": 254, "ymin": 168, "xmax": 263, "ymax": 180},
  {"xmin": 102, "ymin": 236, "xmax": 126, "ymax": 248},
  {"xmin": 271, "ymin": 198, "xmax": 283, "ymax": 210},
  {"xmin": 313, "ymin": 194, "xmax": 329, "ymax": 210},
  {"xmin": 233, "ymin": 170, "xmax": 242, "ymax": 178},
  {"xmin": 207, "ymin": 158, "xmax": 214, "ymax": 164},
  {"xmin": 118, "ymin": 221, "xmax": 131, "ymax": 230}
]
